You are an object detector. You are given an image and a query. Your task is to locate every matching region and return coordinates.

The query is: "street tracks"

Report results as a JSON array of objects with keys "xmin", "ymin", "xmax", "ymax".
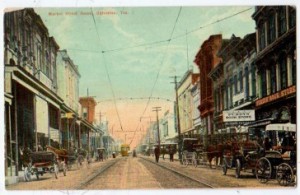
[{"xmin": 140, "ymin": 157, "xmax": 214, "ymax": 188}]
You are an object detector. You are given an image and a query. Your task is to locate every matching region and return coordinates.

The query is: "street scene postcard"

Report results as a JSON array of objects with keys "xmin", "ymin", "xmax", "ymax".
[{"xmin": 1, "ymin": 0, "xmax": 298, "ymax": 194}]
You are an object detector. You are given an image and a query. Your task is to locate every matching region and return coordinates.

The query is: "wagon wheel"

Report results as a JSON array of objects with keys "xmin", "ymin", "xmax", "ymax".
[
  {"xmin": 276, "ymin": 163, "xmax": 294, "ymax": 186},
  {"xmin": 24, "ymin": 166, "xmax": 32, "ymax": 182},
  {"xmin": 235, "ymin": 159, "xmax": 241, "ymax": 178},
  {"xmin": 53, "ymin": 163, "xmax": 59, "ymax": 179},
  {"xmin": 222, "ymin": 158, "xmax": 227, "ymax": 175},
  {"xmin": 255, "ymin": 157, "xmax": 272, "ymax": 183}
]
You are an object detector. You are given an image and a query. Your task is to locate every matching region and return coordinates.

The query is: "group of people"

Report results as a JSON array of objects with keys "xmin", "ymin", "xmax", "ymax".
[
  {"xmin": 256, "ymin": 132, "xmax": 296, "ymax": 153},
  {"xmin": 154, "ymin": 145, "xmax": 176, "ymax": 163}
]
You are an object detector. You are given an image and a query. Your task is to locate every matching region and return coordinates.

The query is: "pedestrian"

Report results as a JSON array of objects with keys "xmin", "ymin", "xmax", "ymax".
[
  {"xmin": 169, "ymin": 146, "xmax": 174, "ymax": 162},
  {"xmin": 154, "ymin": 146, "xmax": 160, "ymax": 163}
]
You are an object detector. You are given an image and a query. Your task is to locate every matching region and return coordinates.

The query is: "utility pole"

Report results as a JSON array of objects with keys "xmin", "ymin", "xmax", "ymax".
[
  {"xmin": 170, "ymin": 76, "xmax": 182, "ymax": 163},
  {"xmin": 152, "ymin": 107, "xmax": 161, "ymax": 151}
]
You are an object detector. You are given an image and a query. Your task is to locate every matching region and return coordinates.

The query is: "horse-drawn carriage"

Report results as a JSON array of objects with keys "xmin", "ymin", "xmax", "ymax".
[
  {"xmin": 46, "ymin": 146, "xmax": 85, "ymax": 171},
  {"xmin": 22, "ymin": 149, "xmax": 59, "ymax": 182},
  {"xmin": 96, "ymin": 147, "xmax": 107, "ymax": 161},
  {"xmin": 255, "ymin": 123, "xmax": 296, "ymax": 186}
]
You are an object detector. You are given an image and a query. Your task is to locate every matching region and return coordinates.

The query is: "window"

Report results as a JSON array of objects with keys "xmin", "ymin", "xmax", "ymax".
[
  {"xmin": 239, "ymin": 70, "xmax": 243, "ymax": 91},
  {"xmin": 259, "ymin": 22, "xmax": 266, "ymax": 51},
  {"xmin": 224, "ymin": 80, "xmax": 228, "ymax": 110},
  {"xmin": 229, "ymin": 79, "xmax": 233, "ymax": 108},
  {"xmin": 278, "ymin": 7, "xmax": 287, "ymax": 36},
  {"xmin": 251, "ymin": 65, "xmax": 256, "ymax": 97},
  {"xmin": 270, "ymin": 65, "xmax": 277, "ymax": 94},
  {"xmin": 234, "ymin": 75, "xmax": 238, "ymax": 94},
  {"xmin": 245, "ymin": 67, "xmax": 249, "ymax": 99},
  {"xmin": 292, "ymin": 51, "xmax": 296, "ymax": 85},
  {"xmin": 279, "ymin": 56, "xmax": 287, "ymax": 90},
  {"xmin": 289, "ymin": 6, "xmax": 296, "ymax": 28},
  {"xmin": 261, "ymin": 69, "xmax": 267, "ymax": 97},
  {"xmin": 268, "ymin": 12, "xmax": 276, "ymax": 44}
]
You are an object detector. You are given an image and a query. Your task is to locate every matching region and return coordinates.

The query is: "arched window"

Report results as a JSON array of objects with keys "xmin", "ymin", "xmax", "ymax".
[
  {"xmin": 261, "ymin": 69, "xmax": 267, "ymax": 97},
  {"xmin": 270, "ymin": 65, "xmax": 277, "ymax": 94},
  {"xmin": 259, "ymin": 21, "xmax": 266, "ymax": 51},
  {"xmin": 278, "ymin": 7, "xmax": 287, "ymax": 36},
  {"xmin": 268, "ymin": 12, "xmax": 276, "ymax": 44},
  {"xmin": 279, "ymin": 56, "xmax": 287, "ymax": 90},
  {"xmin": 245, "ymin": 67, "xmax": 249, "ymax": 99}
]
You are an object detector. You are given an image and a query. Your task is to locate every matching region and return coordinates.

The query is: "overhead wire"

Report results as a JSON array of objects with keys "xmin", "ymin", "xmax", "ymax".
[
  {"xmin": 129, "ymin": 7, "xmax": 182, "ymax": 146},
  {"xmin": 67, "ymin": 7, "xmax": 252, "ymax": 54},
  {"xmin": 90, "ymin": 7, "xmax": 125, "ymax": 132}
]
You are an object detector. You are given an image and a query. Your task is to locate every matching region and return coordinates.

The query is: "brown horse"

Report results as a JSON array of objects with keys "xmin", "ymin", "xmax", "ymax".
[{"xmin": 206, "ymin": 141, "xmax": 240, "ymax": 168}]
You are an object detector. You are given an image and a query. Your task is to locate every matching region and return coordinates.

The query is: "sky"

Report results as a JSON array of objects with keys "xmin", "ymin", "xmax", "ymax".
[{"xmin": 32, "ymin": 6, "xmax": 256, "ymax": 148}]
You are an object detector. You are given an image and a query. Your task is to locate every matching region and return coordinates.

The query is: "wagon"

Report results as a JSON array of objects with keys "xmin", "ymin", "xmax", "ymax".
[
  {"xmin": 23, "ymin": 151, "xmax": 59, "ymax": 182},
  {"xmin": 222, "ymin": 140, "xmax": 261, "ymax": 178},
  {"xmin": 181, "ymin": 138, "xmax": 199, "ymax": 166},
  {"xmin": 255, "ymin": 123, "xmax": 296, "ymax": 186}
]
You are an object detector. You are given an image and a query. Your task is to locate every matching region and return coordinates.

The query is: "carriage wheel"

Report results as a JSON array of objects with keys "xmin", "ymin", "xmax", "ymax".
[
  {"xmin": 255, "ymin": 157, "xmax": 272, "ymax": 183},
  {"xmin": 24, "ymin": 167, "xmax": 32, "ymax": 182},
  {"xmin": 54, "ymin": 163, "xmax": 59, "ymax": 179},
  {"xmin": 276, "ymin": 163, "xmax": 294, "ymax": 186},
  {"xmin": 222, "ymin": 159, "xmax": 227, "ymax": 175},
  {"xmin": 235, "ymin": 159, "xmax": 241, "ymax": 178}
]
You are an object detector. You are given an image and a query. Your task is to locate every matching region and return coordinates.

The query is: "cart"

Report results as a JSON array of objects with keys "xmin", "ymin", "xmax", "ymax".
[{"xmin": 23, "ymin": 151, "xmax": 59, "ymax": 182}]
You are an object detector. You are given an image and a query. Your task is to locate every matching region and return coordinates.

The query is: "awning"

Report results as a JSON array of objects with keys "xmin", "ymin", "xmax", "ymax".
[{"xmin": 266, "ymin": 123, "xmax": 296, "ymax": 132}]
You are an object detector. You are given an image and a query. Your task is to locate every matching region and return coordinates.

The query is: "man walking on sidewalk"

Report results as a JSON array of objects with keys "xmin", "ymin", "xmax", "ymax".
[{"xmin": 154, "ymin": 146, "xmax": 160, "ymax": 163}]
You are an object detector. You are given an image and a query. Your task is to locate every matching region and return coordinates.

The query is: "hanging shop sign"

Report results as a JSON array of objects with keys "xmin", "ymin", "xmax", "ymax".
[{"xmin": 223, "ymin": 110, "xmax": 255, "ymax": 122}]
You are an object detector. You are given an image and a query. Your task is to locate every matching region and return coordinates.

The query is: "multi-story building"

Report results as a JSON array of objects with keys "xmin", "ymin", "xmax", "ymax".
[
  {"xmin": 194, "ymin": 35, "xmax": 223, "ymax": 136},
  {"xmin": 251, "ymin": 6, "xmax": 296, "ymax": 136},
  {"xmin": 160, "ymin": 109, "xmax": 177, "ymax": 144},
  {"xmin": 176, "ymin": 70, "xmax": 200, "ymax": 137},
  {"xmin": 190, "ymin": 76, "xmax": 202, "ymax": 137},
  {"xmin": 4, "ymin": 9, "xmax": 63, "ymax": 178},
  {"xmin": 210, "ymin": 33, "xmax": 257, "ymax": 134}
]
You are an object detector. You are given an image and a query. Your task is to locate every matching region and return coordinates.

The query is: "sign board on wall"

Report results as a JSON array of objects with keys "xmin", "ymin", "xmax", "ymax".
[{"xmin": 223, "ymin": 110, "xmax": 255, "ymax": 122}]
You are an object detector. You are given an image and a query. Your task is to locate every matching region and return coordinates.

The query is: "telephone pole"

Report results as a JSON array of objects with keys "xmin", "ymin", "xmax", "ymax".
[
  {"xmin": 170, "ymin": 76, "xmax": 182, "ymax": 163},
  {"xmin": 152, "ymin": 107, "xmax": 161, "ymax": 150}
]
